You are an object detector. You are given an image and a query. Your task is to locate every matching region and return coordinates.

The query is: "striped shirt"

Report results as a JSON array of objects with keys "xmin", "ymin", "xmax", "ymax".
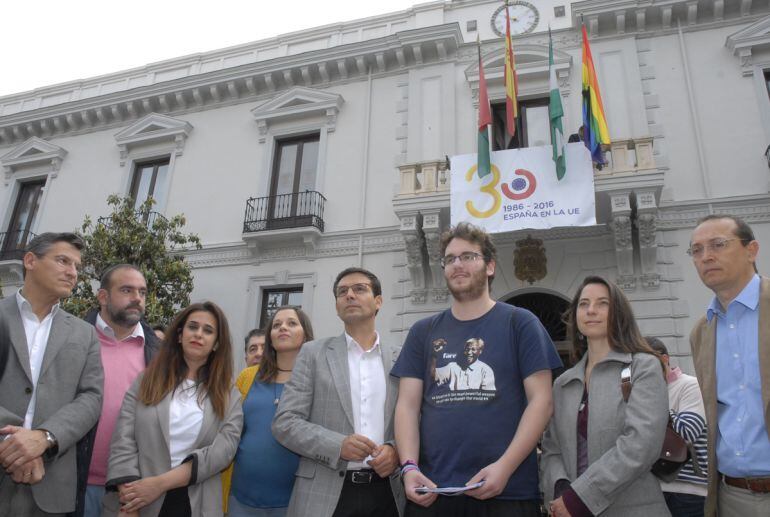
[{"xmin": 659, "ymin": 368, "xmax": 708, "ymax": 496}]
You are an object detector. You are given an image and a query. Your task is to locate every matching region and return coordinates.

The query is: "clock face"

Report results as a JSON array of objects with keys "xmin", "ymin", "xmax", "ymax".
[{"xmin": 491, "ymin": 2, "xmax": 540, "ymax": 37}]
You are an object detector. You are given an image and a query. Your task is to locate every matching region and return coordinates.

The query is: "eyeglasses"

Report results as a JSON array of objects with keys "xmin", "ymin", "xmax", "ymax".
[
  {"xmin": 686, "ymin": 238, "xmax": 741, "ymax": 258},
  {"xmin": 335, "ymin": 283, "xmax": 372, "ymax": 298},
  {"xmin": 440, "ymin": 252, "xmax": 483, "ymax": 268}
]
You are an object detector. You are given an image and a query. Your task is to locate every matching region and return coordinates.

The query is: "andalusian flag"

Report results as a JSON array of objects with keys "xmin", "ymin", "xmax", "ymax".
[
  {"xmin": 477, "ymin": 38, "xmax": 492, "ymax": 178},
  {"xmin": 504, "ymin": 2, "xmax": 519, "ymax": 136},
  {"xmin": 549, "ymin": 29, "xmax": 565, "ymax": 180},
  {"xmin": 581, "ymin": 24, "xmax": 610, "ymax": 164}
]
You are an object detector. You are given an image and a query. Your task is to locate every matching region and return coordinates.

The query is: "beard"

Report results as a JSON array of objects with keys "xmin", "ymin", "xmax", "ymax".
[
  {"xmin": 447, "ymin": 266, "xmax": 488, "ymax": 302},
  {"xmin": 107, "ymin": 303, "xmax": 144, "ymax": 327}
]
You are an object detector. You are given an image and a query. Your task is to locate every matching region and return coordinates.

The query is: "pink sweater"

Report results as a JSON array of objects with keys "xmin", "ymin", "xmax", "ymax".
[{"xmin": 88, "ymin": 327, "xmax": 145, "ymax": 485}]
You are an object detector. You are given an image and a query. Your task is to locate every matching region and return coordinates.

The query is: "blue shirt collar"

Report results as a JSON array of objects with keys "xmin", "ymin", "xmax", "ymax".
[{"xmin": 706, "ymin": 274, "xmax": 760, "ymax": 321}]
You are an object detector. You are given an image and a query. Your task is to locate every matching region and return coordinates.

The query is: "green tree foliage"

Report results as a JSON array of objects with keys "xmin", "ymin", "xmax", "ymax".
[{"xmin": 62, "ymin": 195, "xmax": 202, "ymax": 327}]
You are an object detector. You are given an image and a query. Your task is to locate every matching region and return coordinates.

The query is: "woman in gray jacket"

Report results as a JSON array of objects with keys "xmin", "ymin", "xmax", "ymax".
[
  {"xmin": 541, "ymin": 276, "xmax": 670, "ymax": 516},
  {"xmin": 103, "ymin": 301, "xmax": 243, "ymax": 517}
]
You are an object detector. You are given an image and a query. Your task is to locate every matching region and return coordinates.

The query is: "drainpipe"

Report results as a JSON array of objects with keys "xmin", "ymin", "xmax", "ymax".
[
  {"xmin": 677, "ymin": 20, "xmax": 712, "ymax": 198},
  {"xmin": 358, "ymin": 65, "xmax": 373, "ymax": 266}
]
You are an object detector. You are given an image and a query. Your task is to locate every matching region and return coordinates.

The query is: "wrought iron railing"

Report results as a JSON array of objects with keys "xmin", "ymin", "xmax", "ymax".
[
  {"xmin": 97, "ymin": 210, "xmax": 167, "ymax": 227},
  {"xmin": 0, "ymin": 230, "xmax": 36, "ymax": 261},
  {"xmin": 243, "ymin": 191, "xmax": 326, "ymax": 233}
]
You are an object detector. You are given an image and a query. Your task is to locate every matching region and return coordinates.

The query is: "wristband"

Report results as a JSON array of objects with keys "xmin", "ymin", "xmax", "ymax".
[{"xmin": 400, "ymin": 460, "xmax": 420, "ymax": 478}]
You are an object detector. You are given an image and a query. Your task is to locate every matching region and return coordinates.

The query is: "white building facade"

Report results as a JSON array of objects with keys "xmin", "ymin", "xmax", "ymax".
[{"xmin": 1, "ymin": 0, "xmax": 769, "ymax": 371}]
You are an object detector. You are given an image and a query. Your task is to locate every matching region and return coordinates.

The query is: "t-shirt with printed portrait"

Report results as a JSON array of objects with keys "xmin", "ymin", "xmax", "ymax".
[{"xmin": 391, "ymin": 302, "xmax": 562, "ymax": 500}]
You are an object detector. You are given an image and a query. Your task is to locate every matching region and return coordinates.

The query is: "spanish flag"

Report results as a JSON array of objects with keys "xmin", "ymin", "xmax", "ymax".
[
  {"xmin": 581, "ymin": 24, "xmax": 610, "ymax": 164},
  {"xmin": 477, "ymin": 37, "xmax": 492, "ymax": 179},
  {"xmin": 504, "ymin": 2, "xmax": 519, "ymax": 136}
]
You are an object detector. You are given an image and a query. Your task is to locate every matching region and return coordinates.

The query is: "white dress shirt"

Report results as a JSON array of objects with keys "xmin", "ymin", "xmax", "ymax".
[
  {"xmin": 345, "ymin": 332, "xmax": 386, "ymax": 470},
  {"xmin": 168, "ymin": 380, "xmax": 204, "ymax": 468},
  {"xmin": 16, "ymin": 289, "xmax": 59, "ymax": 429}
]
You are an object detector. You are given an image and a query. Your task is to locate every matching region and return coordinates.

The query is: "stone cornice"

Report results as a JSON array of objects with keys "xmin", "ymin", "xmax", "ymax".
[
  {"xmin": 572, "ymin": 0, "xmax": 770, "ymax": 38},
  {"xmin": 185, "ymin": 226, "xmax": 404, "ymax": 268},
  {"xmin": 657, "ymin": 194, "xmax": 770, "ymax": 229},
  {"xmin": 0, "ymin": 23, "xmax": 464, "ymax": 149}
]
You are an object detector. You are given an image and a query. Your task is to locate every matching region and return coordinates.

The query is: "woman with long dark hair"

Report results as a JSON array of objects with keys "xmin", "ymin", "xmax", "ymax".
[
  {"xmin": 225, "ymin": 306, "xmax": 314, "ymax": 517},
  {"xmin": 104, "ymin": 301, "xmax": 243, "ymax": 517},
  {"xmin": 541, "ymin": 276, "xmax": 670, "ymax": 516}
]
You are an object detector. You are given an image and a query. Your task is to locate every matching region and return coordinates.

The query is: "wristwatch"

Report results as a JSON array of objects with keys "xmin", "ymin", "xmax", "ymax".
[{"xmin": 40, "ymin": 429, "xmax": 59, "ymax": 458}]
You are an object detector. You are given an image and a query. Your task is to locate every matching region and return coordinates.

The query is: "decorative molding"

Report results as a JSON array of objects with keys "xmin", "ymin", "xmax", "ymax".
[
  {"xmin": 114, "ymin": 113, "xmax": 192, "ymax": 166},
  {"xmin": 513, "ymin": 235, "xmax": 548, "ymax": 285},
  {"xmin": 572, "ymin": 0, "xmax": 770, "ymax": 38},
  {"xmin": 0, "ymin": 24, "xmax": 463, "ymax": 148},
  {"xmin": 250, "ymin": 86, "xmax": 344, "ymax": 143},
  {"xmin": 636, "ymin": 189, "xmax": 660, "ymax": 289},
  {"xmin": 726, "ymin": 15, "xmax": 770, "ymax": 75},
  {"xmin": 610, "ymin": 192, "xmax": 635, "ymax": 290},
  {"xmin": 656, "ymin": 195, "xmax": 770, "ymax": 229},
  {"xmin": 465, "ymin": 44, "xmax": 572, "ymax": 101},
  {"xmin": 400, "ymin": 213, "xmax": 426, "ymax": 294},
  {"xmin": 1, "ymin": 137, "xmax": 67, "ymax": 185}
]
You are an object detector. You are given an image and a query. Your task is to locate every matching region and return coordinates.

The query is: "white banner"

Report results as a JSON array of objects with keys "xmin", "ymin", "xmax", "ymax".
[{"xmin": 450, "ymin": 143, "xmax": 596, "ymax": 233}]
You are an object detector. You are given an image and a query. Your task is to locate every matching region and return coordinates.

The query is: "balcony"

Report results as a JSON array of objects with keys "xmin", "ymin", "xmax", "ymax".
[
  {"xmin": 242, "ymin": 191, "xmax": 326, "ymax": 254},
  {"xmin": 0, "ymin": 230, "xmax": 35, "ymax": 261},
  {"xmin": 0, "ymin": 230, "xmax": 35, "ymax": 290}
]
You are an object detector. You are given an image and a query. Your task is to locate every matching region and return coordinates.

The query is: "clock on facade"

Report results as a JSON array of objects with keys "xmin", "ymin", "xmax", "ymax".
[{"xmin": 491, "ymin": 1, "xmax": 540, "ymax": 37}]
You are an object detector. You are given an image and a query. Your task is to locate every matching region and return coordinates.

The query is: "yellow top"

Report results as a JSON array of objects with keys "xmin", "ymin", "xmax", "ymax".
[{"xmin": 221, "ymin": 365, "xmax": 260, "ymax": 513}]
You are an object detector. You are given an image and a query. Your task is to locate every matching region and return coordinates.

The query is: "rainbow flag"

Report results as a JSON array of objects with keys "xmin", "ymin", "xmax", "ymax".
[
  {"xmin": 477, "ymin": 38, "xmax": 492, "ymax": 178},
  {"xmin": 581, "ymin": 24, "xmax": 610, "ymax": 164},
  {"xmin": 504, "ymin": 3, "xmax": 519, "ymax": 136}
]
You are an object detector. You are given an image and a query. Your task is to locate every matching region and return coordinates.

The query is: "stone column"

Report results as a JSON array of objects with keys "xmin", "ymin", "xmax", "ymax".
[
  {"xmin": 636, "ymin": 189, "xmax": 659, "ymax": 288},
  {"xmin": 399, "ymin": 213, "xmax": 426, "ymax": 303},
  {"xmin": 610, "ymin": 192, "xmax": 635, "ymax": 290}
]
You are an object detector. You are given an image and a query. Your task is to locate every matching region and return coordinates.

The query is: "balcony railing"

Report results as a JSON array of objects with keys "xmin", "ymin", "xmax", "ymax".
[
  {"xmin": 243, "ymin": 191, "xmax": 326, "ymax": 233},
  {"xmin": 0, "ymin": 230, "xmax": 36, "ymax": 261},
  {"xmin": 97, "ymin": 210, "xmax": 167, "ymax": 227}
]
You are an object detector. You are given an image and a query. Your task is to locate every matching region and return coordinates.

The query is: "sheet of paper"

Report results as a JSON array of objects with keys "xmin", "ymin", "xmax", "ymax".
[{"xmin": 414, "ymin": 481, "xmax": 484, "ymax": 496}]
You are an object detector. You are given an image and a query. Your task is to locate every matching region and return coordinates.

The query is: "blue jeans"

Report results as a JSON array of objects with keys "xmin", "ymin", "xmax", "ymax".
[
  {"xmin": 663, "ymin": 491, "xmax": 705, "ymax": 517},
  {"xmin": 84, "ymin": 485, "xmax": 106, "ymax": 517},
  {"xmin": 227, "ymin": 493, "xmax": 288, "ymax": 517}
]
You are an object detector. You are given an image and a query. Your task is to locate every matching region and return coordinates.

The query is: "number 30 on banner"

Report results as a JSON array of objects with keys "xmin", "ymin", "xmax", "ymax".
[{"xmin": 464, "ymin": 164, "xmax": 501, "ymax": 219}]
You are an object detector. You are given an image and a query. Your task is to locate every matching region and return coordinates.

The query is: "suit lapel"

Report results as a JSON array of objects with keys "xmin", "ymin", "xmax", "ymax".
[
  {"xmin": 326, "ymin": 333, "xmax": 355, "ymax": 429},
  {"xmin": 39, "ymin": 310, "xmax": 72, "ymax": 378},
  {"xmin": 380, "ymin": 340, "xmax": 398, "ymax": 433},
  {"xmin": 700, "ymin": 317, "xmax": 718, "ymax": 445},
  {"xmin": 1, "ymin": 298, "xmax": 33, "ymax": 382},
  {"xmin": 157, "ymin": 392, "xmax": 172, "ymax": 455},
  {"xmin": 759, "ymin": 277, "xmax": 770, "ymax": 439}
]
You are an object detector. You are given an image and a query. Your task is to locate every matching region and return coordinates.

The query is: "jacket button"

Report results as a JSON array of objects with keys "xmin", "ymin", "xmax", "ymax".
[
  {"xmin": 339, "ymin": 471, "xmax": 345, "ymax": 477},
  {"xmin": 24, "ymin": 387, "xmax": 32, "ymax": 394}
]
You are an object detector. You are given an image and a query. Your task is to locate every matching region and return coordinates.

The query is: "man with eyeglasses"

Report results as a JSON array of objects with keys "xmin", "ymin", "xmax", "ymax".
[
  {"xmin": 392, "ymin": 222, "xmax": 561, "ymax": 517},
  {"xmin": 688, "ymin": 214, "xmax": 769, "ymax": 516},
  {"xmin": 273, "ymin": 267, "xmax": 404, "ymax": 517},
  {"xmin": 0, "ymin": 232, "xmax": 103, "ymax": 516}
]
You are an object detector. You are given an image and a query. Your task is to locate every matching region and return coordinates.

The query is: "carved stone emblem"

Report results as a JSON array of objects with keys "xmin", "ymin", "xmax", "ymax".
[{"xmin": 514, "ymin": 235, "xmax": 547, "ymax": 285}]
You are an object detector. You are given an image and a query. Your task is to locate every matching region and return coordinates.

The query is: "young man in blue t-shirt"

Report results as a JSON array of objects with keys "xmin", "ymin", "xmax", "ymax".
[{"xmin": 392, "ymin": 222, "xmax": 561, "ymax": 516}]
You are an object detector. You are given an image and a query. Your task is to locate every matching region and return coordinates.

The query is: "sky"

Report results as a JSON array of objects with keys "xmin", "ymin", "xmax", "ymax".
[{"xmin": 0, "ymin": 0, "xmax": 421, "ymax": 97}]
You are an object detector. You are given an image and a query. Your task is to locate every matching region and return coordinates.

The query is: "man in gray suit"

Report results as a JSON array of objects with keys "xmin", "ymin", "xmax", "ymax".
[
  {"xmin": 273, "ymin": 267, "xmax": 404, "ymax": 517},
  {"xmin": 0, "ymin": 232, "xmax": 104, "ymax": 516}
]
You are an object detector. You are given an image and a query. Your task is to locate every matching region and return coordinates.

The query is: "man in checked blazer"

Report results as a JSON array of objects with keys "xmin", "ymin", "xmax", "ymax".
[
  {"xmin": 0, "ymin": 232, "xmax": 103, "ymax": 516},
  {"xmin": 273, "ymin": 267, "xmax": 404, "ymax": 517}
]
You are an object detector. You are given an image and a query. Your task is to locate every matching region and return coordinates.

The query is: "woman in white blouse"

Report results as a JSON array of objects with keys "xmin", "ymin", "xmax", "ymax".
[{"xmin": 104, "ymin": 301, "xmax": 243, "ymax": 517}]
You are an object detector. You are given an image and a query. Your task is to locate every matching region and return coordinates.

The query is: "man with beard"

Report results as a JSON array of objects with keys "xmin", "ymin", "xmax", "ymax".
[
  {"xmin": 74, "ymin": 264, "xmax": 161, "ymax": 517},
  {"xmin": 392, "ymin": 222, "xmax": 561, "ymax": 516}
]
